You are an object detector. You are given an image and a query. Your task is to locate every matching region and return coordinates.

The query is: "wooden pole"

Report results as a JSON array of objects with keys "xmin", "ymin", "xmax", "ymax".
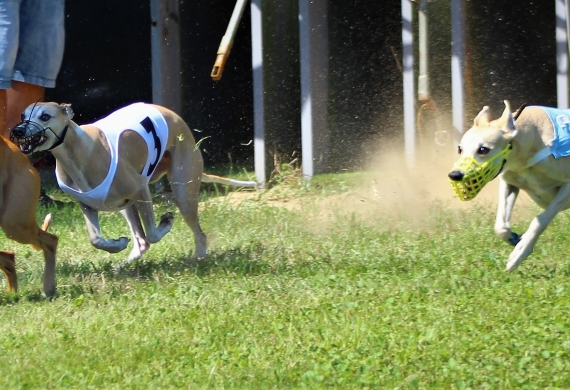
[{"xmin": 150, "ymin": 0, "xmax": 181, "ymax": 114}]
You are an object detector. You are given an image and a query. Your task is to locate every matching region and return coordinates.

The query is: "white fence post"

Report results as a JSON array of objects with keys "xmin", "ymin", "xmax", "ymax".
[
  {"xmin": 251, "ymin": 0, "xmax": 266, "ymax": 187},
  {"xmin": 402, "ymin": 0, "xmax": 415, "ymax": 166},
  {"xmin": 451, "ymin": 0, "xmax": 465, "ymax": 143},
  {"xmin": 299, "ymin": 0, "xmax": 329, "ymax": 180},
  {"xmin": 557, "ymin": 0, "xmax": 569, "ymax": 108}
]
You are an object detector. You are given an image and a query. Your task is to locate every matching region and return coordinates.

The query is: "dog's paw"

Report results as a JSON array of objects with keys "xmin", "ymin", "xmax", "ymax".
[
  {"xmin": 128, "ymin": 237, "xmax": 150, "ymax": 262},
  {"xmin": 92, "ymin": 236, "xmax": 129, "ymax": 253},
  {"xmin": 42, "ymin": 285, "xmax": 58, "ymax": 300},
  {"xmin": 159, "ymin": 212, "xmax": 174, "ymax": 228},
  {"xmin": 508, "ymin": 232, "xmax": 521, "ymax": 246},
  {"xmin": 110, "ymin": 237, "xmax": 130, "ymax": 253},
  {"xmin": 506, "ymin": 257, "xmax": 523, "ymax": 272},
  {"xmin": 126, "ymin": 243, "xmax": 149, "ymax": 263},
  {"xmin": 506, "ymin": 239, "xmax": 533, "ymax": 272},
  {"xmin": 117, "ymin": 236, "xmax": 130, "ymax": 248}
]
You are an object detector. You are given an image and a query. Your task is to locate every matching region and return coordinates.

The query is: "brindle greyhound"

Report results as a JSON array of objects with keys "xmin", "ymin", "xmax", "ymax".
[
  {"xmin": 449, "ymin": 100, "xmax": 570, "ymax": 271},
  {"xmin": 0, "ymin": 134, "xmax": 57, "ymax": 296},
  {"xmin": 10, "ymin": 102, "xmax": 256, "ymax": 268}
]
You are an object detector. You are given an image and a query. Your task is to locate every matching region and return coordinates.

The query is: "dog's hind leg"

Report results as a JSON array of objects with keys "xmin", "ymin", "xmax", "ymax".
[
  {"xmin": 120, "ymin": 204, "xmax": 150, "ymax": 262},
  {"xmin": 1, "ymin": 177, "xmax": 58, "ymax": 296},
  {"xmin": 35, "ymin": 229, "xmax": 58, "ymax": 297},
  {"xmin": 494, "ymin": 179, "xmax": 521, "ymax": 246},
  {"xmin": 506, "ymin": 183, "xmax": 570, "ymax": 271},
  {"xmin": 168, "ymin": 145, "xmax": 207, "ymax": 259},
  {"xmin": 4, "ymin": 223, "xmax": 58, "ymax": 297},
  {"xmin": 79, "ymin": 202, "xmax": 129, "ymax": 253},
  {"xmin": 0, "ymin": 251, "xmax": 17, "ymax": 292}
]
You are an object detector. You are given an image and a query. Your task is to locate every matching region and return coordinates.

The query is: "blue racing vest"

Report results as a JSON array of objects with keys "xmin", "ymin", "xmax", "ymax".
[{"xmin": 539, "ymin": 106, "xmax": 570, "ymax": 159}]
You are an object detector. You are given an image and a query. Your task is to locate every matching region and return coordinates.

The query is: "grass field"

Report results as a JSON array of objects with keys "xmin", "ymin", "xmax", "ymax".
[{"xmin": 1, "ymin": 171, "xmax": 570, "ymax": 388}]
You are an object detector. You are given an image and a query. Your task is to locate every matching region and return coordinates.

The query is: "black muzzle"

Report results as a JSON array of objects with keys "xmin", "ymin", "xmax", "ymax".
[{"xmin": 9, "ymin": 120, "xmax": 49, "ymax": 155}]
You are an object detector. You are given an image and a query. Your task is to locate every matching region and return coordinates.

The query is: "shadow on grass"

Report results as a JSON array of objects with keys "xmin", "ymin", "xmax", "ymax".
[
  {"xmin": 0, "ymin": 245, "xmax": 308, "ymax": 304},
  {"xmin": 0, "ymin": 288, "xmax": 49, "ymax": 305},
  {"xmin": 524, "ymin": 262, "xmax": 570, "ymax": 280},
  {"xmin": 39, "ymin": 248, "xmax": 317, "ymax": 300},
  {"xmin": 41, "ymin": 242, "xmax": 324, "ymax": 300},
  {"xmin": 57, "ymin": 244, "xmax": 320, "ymax": 282}
]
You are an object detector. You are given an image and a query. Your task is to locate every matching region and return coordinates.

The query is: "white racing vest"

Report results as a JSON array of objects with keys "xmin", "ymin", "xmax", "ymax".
[{"xmin": 56, "ymin": 103, "xmax": 169, "ymax": 211}]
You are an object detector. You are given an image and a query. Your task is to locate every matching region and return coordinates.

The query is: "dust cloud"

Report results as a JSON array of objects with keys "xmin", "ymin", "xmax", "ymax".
[
  {"xmin": 365, "ymin": 137, "xmax": 497, "ymax": 208},
  {"xmin": 214, "ymin": 128, "xmax": 536, "ymax": 234},
  {"xmin": 342, "ymin": 129, "xmax": 535, "ymax": 231},
  {"xmin": 314, "ymin": 139, "xmax": 489, "ymax": 230}
]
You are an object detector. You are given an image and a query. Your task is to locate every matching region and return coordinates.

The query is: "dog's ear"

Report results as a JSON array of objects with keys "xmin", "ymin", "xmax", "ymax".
[
  {"xmin": 498, "ymin": 100, "xmax": 516, "ymax": 136},
  {"xmin": 60, "ymin": 103, "xmax": 74, "ymax": 119},
  {"xmin": 473, "ymin": 106, "xmax": 491, "ymax": 126}
]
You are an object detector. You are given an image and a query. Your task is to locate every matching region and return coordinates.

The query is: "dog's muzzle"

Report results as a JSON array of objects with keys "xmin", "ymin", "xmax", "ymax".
[
  {"xmin": 10, "ymin": 121, "xmax": 51, "ymax": 155},
  {"xmin": 448, "ymin": 144, "xmax": 512, "ymax": 201}
]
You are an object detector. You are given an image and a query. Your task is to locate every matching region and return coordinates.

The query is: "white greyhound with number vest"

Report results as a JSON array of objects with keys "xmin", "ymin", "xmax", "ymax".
[
  {"xmin": 10, "ymin": 102, "xmax": 256, "ymax": 268},
  {"xmin": 449, "ymin": 100, "xmax": 570, "ymax": 271}
]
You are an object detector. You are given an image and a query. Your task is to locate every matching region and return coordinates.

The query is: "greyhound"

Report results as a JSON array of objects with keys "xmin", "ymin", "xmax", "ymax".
[
  {"xmin": 449, "ymin": 100, "xmax": 570, "ymax": 271},
  {"xmin": 0, "ymin": 135, "xmax": 57, "ymax": 296},
  {"xmin": 10, "ymin": 102, "xmax": 256, "ymax": 267}
]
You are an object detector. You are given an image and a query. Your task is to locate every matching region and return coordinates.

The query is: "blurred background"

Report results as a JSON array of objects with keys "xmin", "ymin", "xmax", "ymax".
[{"xmin": 48, "ymin": 0, "xmax": 558, "ymax": 172}]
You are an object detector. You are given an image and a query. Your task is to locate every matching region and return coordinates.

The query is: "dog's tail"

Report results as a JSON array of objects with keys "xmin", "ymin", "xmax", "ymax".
[
  {"xmin": 29, "ymin": 213, "xmax": 53, "ymax": 251},
  {"xmin": 202, "ymin": 173, "xmax": 257, "ymax": 187},
  {"xmin": 41, "ymin": 213, "xmax": 52, "ymax": 231}
]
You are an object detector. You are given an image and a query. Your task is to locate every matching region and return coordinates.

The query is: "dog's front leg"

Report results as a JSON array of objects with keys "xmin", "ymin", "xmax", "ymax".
[
  {"xmin": 134, "ymin": 186, "xmax": 174, "ymax": 244},
  {"xmin": 494, "ymin": 178, "xmax": 520, "ymax": 246},
  {"xmin": 120, "ymin": 204, "xmax": 150, "ymax": 262},
  {"xmin": 79, "ymin": 202, "xmax": 129, "ymax": 253},
  {"xmin": 506, "ymin": 183, "xmax": 570, "ymax": 271}
]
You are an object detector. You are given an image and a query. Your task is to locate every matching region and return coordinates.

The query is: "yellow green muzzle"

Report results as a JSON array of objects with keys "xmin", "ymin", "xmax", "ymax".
[{"xmin": 449, "ymin": 144, "xmax": 512, "ymax": 201}]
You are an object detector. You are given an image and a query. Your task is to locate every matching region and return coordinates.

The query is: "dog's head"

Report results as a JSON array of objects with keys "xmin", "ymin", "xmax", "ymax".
[
  {"xmin": 448, "ymin": 100, "xmax": 517, "ymax": 201},
  {"xmin": 10, "ymin": 102, "xmax": 74, "ymax": 155}
]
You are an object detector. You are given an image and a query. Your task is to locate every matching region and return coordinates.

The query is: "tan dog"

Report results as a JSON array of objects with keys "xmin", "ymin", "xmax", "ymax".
[
  {"xmin": 449, "ymin": 100, "xmax": 570, "ymax": 271},
  {"xmin": 10, "ymin": 102, "xmax": 256, "ymax": 268},
  {"xmin": 0, "ymin": 135, "xmax": 58, "ymax": 296}
]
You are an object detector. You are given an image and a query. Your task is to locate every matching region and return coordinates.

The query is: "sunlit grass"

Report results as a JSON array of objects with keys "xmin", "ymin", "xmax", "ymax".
[{"xmin": 0, "ymin": 174, "xmax": 569, "ymax": 388}]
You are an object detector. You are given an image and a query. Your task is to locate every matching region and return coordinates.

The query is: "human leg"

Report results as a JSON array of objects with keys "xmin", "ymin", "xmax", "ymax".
[
  {"xmin": 0, "ymin": 89, "xmax": 6, "ymax": 136},
  {"xmin": 0, "ymin": 0, "xmax": 20, "ymax": 137},
  {"xmin": 7, "ymin": 0, "xmax": 66, "ymax": 205}
]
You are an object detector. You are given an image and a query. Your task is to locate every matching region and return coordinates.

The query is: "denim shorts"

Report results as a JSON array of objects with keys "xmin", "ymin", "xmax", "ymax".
[{"xmin": 0, "ymin": 0, "xmax": 65, "ymax": 89}]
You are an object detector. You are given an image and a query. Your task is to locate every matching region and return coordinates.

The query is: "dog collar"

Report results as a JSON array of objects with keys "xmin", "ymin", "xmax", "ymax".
[
  {"xmin": 46, "ymin": 124, "xmax": 68, "ymax": 151},
  {"xmin": 511, "ymin": 103, "xmax": 552, "ymax": 168}
]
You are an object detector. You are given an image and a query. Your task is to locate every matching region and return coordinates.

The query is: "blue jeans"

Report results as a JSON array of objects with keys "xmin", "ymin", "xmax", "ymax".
[{"xmin": 0, "ymin": 0, "xmax": 65, "ymax": 89}]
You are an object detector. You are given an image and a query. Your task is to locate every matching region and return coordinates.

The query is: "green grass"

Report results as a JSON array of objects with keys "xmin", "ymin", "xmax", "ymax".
[{"xmin": 1, "ymin": 174, "xmax": 570, "ymax": 388}]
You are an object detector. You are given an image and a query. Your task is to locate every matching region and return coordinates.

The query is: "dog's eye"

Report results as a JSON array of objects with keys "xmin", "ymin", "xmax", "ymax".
[
  {"xmin": 457, "ymin": 146, "xmax": 462, "ymax": 155},
  {"xmin": 477, "ymin": 146, "xmax": 490, "ymax": 155},
  {"xmin": 39, "ymin": 113, "xmax": 51, "ymax": 122}
]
